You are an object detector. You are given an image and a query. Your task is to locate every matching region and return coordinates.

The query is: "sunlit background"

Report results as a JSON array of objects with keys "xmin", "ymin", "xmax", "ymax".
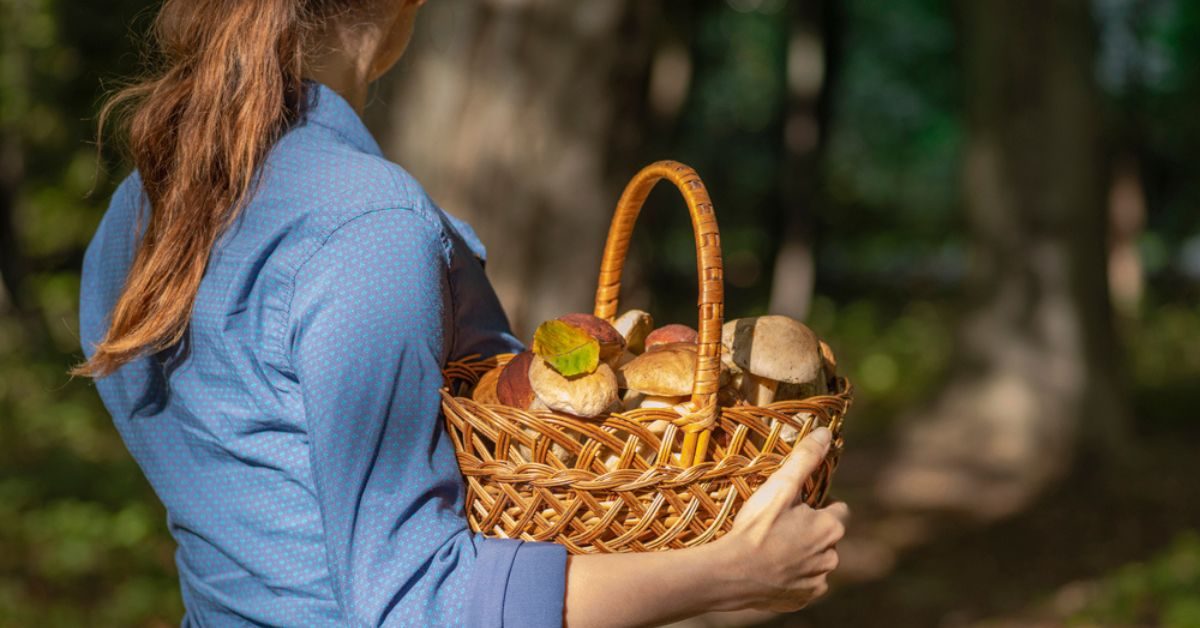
[{"xmin": 2, "ymin": 0, "xmax": 1199, "ymax": 626}]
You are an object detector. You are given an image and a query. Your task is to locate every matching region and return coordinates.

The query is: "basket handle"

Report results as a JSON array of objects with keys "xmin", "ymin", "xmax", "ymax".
[{"xmin": 593, "ymin": 161, "xmax": 724, "ymax": 451}]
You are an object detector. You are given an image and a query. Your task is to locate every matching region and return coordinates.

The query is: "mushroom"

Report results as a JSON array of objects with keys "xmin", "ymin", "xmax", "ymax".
[
  {"xmin": 612, "ymin": 309, "xmax": 654, "ymax": 354},
  {"xmin": 722, "ymin": 316, "xmax": 824, "ymax": 406},
  {"xmin": 528, "ymin": 357, "xmax": 619, "ymax": 418},
  {"xmin": 819, "ymin": 340, "xmax": 837, "ymax": 381},
  {"xmin": 614, "ymin": 350, "xmax": 638, "ymax": 390},
  {"xmin": 716, "ymin": 380, "xmax": 744, "ymax": 407},
  {"xmin": 620, "ymin": 342, "xmax": 698, "ymax": 399},
  {"xmin": 471, "ymin": 364, "xmax": 504, "ymax": 405},
  {"xmin": 636, "ymin": 394, "xmax": 691, "ymax": 411},
  {"xmin": 557, "ymin": 313, "xmax": 626, "ymax": 366},
  {"xmin": 644, "ymin": 324, "xmax": 698, "ymax": 352},
  {"xmin": 496, "ymin": 351, "xmax": 548, "ymax": 411}
]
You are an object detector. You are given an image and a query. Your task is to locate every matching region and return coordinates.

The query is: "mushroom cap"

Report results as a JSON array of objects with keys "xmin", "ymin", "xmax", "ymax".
[
  {"xmin": 620, "ymin": 342, "xmax": 698, "ymax": 397},
  {"xmin": 497, "ymin": 351, "xmax": 539, "ymax": 410},
  {"xmin": 612, "ymin": 309, "xmax": 654, "ymax": 354},
  {"xmin": 723, "ymin": 316, "xmax": 822, "ymax": 385},
  {"xmin": 558, "ymin": 313, "xmax": 625, "ymax": 364},
  {"xmin": 644, "ymin": 324, "xmax": 698, "ymax": 351},
  {"xmin": 529, "ymin": 358, "xmax": 619, "ymax": 418},
  {"xmin": 819, "ymin": 340, "xmax": 837, "ymax": 377},
  {"xmin": 614, "ymin": 350, "xmax": 637, "ymax": 389},
  {"xmin": 472, "ymin": 364, "xmax": 503, "ymax": 405}
]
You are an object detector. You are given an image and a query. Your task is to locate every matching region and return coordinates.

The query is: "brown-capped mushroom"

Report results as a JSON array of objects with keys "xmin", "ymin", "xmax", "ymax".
[
  {"xmin": 723, "ymin": 315, "xmax": 824, "ymax": 405},
  {"xmin": 644, "ymin": 324, "xmax": 698, "ymax": 352},
  {"xmin": 619, "ymin": 342, "xmax": 698, "ymax": 398},
  {"xmin": 496, "ymin": 351, "xmax": 548, "ymax": 411},
  {"xmin": 612, "ymin": 309, "xmax": 654, "ymax": 354},
  {"xmin": 529, "ymin": 357, "xmax": 618, "ymax": 418},
  {"xmin": 557, "ymin": 313, "xmax": 626, "ymax": 366}
]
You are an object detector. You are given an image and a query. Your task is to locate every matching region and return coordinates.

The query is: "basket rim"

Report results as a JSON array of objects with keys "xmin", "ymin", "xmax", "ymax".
[{"xmin": 440, "ymin": 353, "xmax": 851, "ymax": 487}]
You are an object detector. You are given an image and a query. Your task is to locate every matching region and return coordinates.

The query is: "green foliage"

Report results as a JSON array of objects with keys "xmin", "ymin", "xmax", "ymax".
[
  {"xmin": 1070, "ymin": 532, "xmax": 1200, "ymax": 628},
  {"xmin": 532, "ymin": 319, "xmax": 600, "ymax": 377},
  {"xmin": 805, "ymin": 295, "xmax": 953, "ymax": 434},
  {"xmin": 826, "ymin": 0, "xmax": 963, "ymax": 227},
  {"xmin": 1, "ymin": 0, "xmax": 183, "ymax": 625}
]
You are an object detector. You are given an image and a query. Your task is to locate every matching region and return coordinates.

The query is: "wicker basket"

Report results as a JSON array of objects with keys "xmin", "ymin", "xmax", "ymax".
[{"xmin": 441, "ymin": 160, "xmax": 852, "ymax": 554}]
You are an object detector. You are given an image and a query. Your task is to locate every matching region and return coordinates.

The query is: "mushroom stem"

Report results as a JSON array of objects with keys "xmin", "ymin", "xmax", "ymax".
[{"xmin": 743, "ymin": 374, "xmax": 779, "ymax": 405}]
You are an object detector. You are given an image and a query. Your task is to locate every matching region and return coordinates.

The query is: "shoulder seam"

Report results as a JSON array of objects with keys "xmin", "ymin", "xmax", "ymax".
[{"xmin": 276, "ymin": 205, "xmax": 451, "ymax": 375}]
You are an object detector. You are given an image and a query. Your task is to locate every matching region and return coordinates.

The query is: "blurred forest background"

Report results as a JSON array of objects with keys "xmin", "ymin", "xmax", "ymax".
[{"xmin": 2, "ymin": 0, "xmax": 1200, "ymax": 626}]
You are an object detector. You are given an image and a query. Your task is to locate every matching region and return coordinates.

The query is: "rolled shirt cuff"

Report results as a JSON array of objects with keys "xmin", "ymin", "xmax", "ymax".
[{"xmin": 467, "ymin": 538, "xmax": 567, "ymax": 627}]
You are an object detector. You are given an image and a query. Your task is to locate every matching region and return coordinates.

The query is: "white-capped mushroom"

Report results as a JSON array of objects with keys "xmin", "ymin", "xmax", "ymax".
[
  {"xmin": 529, "ymin": 357, "xmax": 618, "ymax": 418},
  {"xmin": 637, "ymin": 394, "xmax": 691, "ymax": 411},
  {"xmin": 722, "ymin": 316, "xmax": 824, "ymax": 406},
  {"xmin": 612, "ymin": 309, "xmax": 655, "ymax": 355}
]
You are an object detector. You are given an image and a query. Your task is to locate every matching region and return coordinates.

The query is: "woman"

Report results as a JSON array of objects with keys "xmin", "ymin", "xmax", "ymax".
[{"xmin": 76, "ymin": 1, "xmax": 848, "ymax": 625}]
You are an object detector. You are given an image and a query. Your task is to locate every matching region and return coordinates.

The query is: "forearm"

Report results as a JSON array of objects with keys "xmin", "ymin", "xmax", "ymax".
[{"xmin": 564, "ymin": 539, "xmax": 746, "ymax": 627}]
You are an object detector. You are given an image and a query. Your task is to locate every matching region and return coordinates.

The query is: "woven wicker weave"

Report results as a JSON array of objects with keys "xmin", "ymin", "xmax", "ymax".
[{"xmin": 441, "ymin": 161, "xmax": 852, "ymax": 554}]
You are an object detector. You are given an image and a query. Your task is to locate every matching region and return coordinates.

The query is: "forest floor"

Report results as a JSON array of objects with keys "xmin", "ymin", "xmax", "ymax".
[{"xmin": 673, "ymin": 417, "xmax": 1200, "ymax": 628}]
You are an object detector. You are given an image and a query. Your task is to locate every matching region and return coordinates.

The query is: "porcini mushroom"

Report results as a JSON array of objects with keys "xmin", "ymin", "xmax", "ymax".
[
  {"xmin": 819, "ymin": 340, "xmax": 837, "ymax": 380},
  {"xmin": 644, "ymin": 324, "xmax": 698, "ymax": 352},
  {"xmin": 472, "ymin": 364, "xmax": 503, "ymax": 405},
  {"xmin": 723, "ymin": 316, "xmax": 824, "ymax": 406},
  {"xmin": 528, "ymin": 357, "xmax": 619, "ymax": 418},
  {"xmin": 496, "ymin": 351, "xmax": 548, "ymax": 411},
  {"xmin": 637, "ymin": 395, "xmax": 691, "ymax": 411},
  {"xmin": 612, "ymin": 309, "xmax": 654, "ymax": 354},
  {"xmin": 557, "ymin": 313, "xmax": 626, "ymax": 366},
  {"xmin": 619, "ymin": 342, "xmax": 698, "ymax": 398}
]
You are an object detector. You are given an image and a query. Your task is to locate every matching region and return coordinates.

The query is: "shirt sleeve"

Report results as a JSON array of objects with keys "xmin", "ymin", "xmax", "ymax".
[{"xmin": 287, "ymin": 208, "xmax": 566, "ymax": 627}]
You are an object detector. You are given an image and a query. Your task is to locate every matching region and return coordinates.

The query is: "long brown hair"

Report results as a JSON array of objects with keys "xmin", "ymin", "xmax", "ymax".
[{"xmin": 76, "ymin": 0, "xmax": 354, "ymax": 378}]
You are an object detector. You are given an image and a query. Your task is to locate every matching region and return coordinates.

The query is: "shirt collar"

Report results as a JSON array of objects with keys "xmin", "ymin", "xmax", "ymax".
[{"xmin": 301, "ymin": 81, "xmax": 384, "ymax": 157}]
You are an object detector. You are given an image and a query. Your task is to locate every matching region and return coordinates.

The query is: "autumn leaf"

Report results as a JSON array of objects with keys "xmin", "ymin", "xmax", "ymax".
[{"xmin": 532, "ymin": 319, "xmax": 600, "ymax": 377}]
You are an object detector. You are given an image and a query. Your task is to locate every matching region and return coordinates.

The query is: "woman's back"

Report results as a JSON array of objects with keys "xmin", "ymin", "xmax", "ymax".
[{"xmin": 78, "ymin": 83, "xmax": 559, "ymax": 626}]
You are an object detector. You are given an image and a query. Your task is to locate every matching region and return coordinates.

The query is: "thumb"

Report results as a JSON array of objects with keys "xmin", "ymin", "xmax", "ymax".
[
  {"xmin": 733, "ymin": 427, "xmax": 833, "ymax": 532},
  {"xmin": 768, "ymin": 427, "xmax": 832, "ymax": 502}
]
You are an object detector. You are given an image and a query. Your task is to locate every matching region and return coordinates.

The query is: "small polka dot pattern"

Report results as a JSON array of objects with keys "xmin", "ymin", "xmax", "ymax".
[{"xmin": 79, "ymin": 83, "xmax": 567, "ymax": 627}]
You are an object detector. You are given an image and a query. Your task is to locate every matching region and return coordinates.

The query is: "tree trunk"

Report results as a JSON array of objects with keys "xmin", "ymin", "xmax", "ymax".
[
  {"xmin": 768, "ymin": 0, "xmax": 843, "ymax": 320},
  {"xmin": 878, "ymin": 0, "xmax": 1128, "ymax": 519},
  {"xmin": 0, "ymin": 132, "xmax": 22, "ymax": 313},
  {"xmin": 367, "ymin": 1, "xmax": 657, "ymax": 338}
]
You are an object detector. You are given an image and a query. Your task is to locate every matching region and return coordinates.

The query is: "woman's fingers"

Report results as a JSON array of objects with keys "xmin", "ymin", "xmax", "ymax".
[
  {"xmin": 821, "ymin": 501, "xmax": 850, "ymax": 524},
  {"xmin": 734, "ymin": 427, "xmax": 833, "ymax": 529},
  {"xmin": 769, "ymin": 427, "xmax": 833, "ymax": 503},
  {"xmin": 818, "ymin": 509, "xmax": 847, "ymax": 547}
]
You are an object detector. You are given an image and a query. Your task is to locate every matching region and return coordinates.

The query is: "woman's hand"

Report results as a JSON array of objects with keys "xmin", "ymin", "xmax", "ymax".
[
  {"xmin": 564, "ymin": 428, "xmax": 847, "ymax": 626},
  {"xmin": 713, "ymin": 427, "xmax": 848, "ymax": 612}
]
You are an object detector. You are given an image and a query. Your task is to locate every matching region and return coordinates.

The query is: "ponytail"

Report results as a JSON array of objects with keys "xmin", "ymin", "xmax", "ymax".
[{"xmin": 75, "ymin": 0, "xmax": 317, "ymax": 377}]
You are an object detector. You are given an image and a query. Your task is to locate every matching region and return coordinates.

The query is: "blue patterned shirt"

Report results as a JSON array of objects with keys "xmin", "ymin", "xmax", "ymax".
[{"xmin": 79, "ymin": 83, "xmax": 567, "ymax": 627}]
